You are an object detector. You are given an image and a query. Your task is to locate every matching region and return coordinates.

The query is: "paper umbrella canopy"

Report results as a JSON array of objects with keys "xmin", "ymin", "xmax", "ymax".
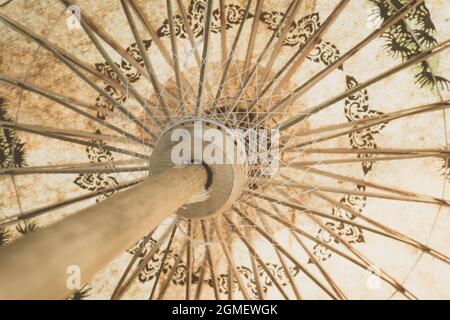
[{"xmin": 0, "ymin": 0, "xmax": 449, "ymax": 299}]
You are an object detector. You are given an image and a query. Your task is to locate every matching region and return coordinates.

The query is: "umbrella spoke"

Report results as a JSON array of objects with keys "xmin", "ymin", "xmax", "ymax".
[
  {"xmin": 176, "ymin": 0, "xmax": 202, "ymax": 67},
  {"xmin": 279, "ymin": 39, "xmax": 450, "ymax": 131},
  {"xmin": 211, "ymin": 218, "xmax": 252, "ymax": 300},
  {"xmin": 289, "ymin": 101, "xmax": 450, "ymax": 148},
  {"xmin": 219, "ymin": 0, "xmax": 229, "ymax": 103},
  {"xmin": 224, "ymin": 0, "xmax": 300, "ymax": 121},
  {"xmin": 224, "ymin": 212, "xmax": 290, "ymax": 300},
  {"xmin": 121, "ymin": 0, "xmax": 173, "ymax": 120},
  {"xmin": 0, "ymin": 13, "xmax": 124, "ymax": 93},
  {"xmin": 231, "ymin": 207, "xmax": 338, "ymax": 299},
  {"xmin": 246, "ymin": 228, "xmax": 266, "ymax": 300},
  {"xmin": 1, "ymin": 120, "xmax": 138, "ymax": 145},
  {"xmin": 193, "ymin": 254, "xmax": 208, "ymax": 300},
  {"xmin": 195, "ymin": 0, "xmax": 213, "ymax": 116},
  {"xmin": 256, "ymin": 201, "xmax": 345, "ymax": 299},
  {"xmin": 239, "ymin": 0, "xmax": 349, "ymax": 127},
  {"xmin": 156, "ymin": 240, "xmax": 189, "ymax": 300},
  {"xmin": 242, "ymin": 198, "xmax": 301, "ymax": 299},
  {"xmin": 200, "ymin": 219, "xmax": 220, "ymax": 300},
  {"xmin": 111, "ymin": 229, "xmax": 157, "ymax": 299},
  {"xmin": 252, "ymin": 190, "xmax": 418, "ymax": 299},
  {"xmin": 0, "ymin": 121, "xmax": 149, "ymax": 160},
  {"xmin": 243, "ymin": 0, "xmax": 264, "ymax": 81},
  {"xmin": 257, "ymin": 0, "xmax": 303, "ymax": 88},
  {"xmin": 0, "ymin": 159, "xmax": 147, "ymax": 175},
  {"xmin": 271, "ymin": 0, "xmax": 350, "ymax": 96},
  {"xmin": 251, "ymin": 205, "xmax": 303, "ymax": 300},
  {"xmin": 148, "ymin": 223, "xmax": 179, "ymax": 300},
  {"xmin": 288, "ymin": 147, "xmax": 449, "ymax": 155},
  {"xmin": 185, "ymin": 219, "xmax": 193, "ymax": 300},
  {"xmin": 285, "ymin": 153, "xmax": 449, "ymax": 167},
  {"xmin": 292, "ymin": 166, "xmax": 450, "ymax": 207},
  {"xmin": 313, "ymin": 191, "xmax": 450, "ymax": 264},
  {"xmin": 250, "ymin": 198, "xmax": 413, "ymax": 295},
  {"xmin": 60, "ymin": 0, "xmax": 150, "ymax": 81},
  {"xmin": 70, "ymin": 4, "xmax": 166, "ymax": 130},
  {"xmin": 113, "ymin": 218, "xmax": 178, "ymax": 299},
  {"xmin": 265, "ymin": 176, "xmax": 450, "ymax": 207},
  {"xmin": 165, "ymin": 0, "xmax": 186, "ymax": 115},
  {"xmin": 261, "ymin": 0, "xmax": 425, "ymax": 126},
  {"xmin": 0, "ymin": 14, "xmax": 157, "ymax": 139},
  {"xmin": 0, "ymin": 75, "xmax": 153, "ymax": 147},
  {"xmin": 251, "ymin": 189, "xmax": 450, "ymax": 264},
  {"xmin": 213, "ymin": 0, "xmax": 255, "ymax": 104},
  {"xmin": 244, "ymin": 196, "xmax": 414, "ymax": 245},
  {"xmin": 128, "ymin": 0, "xmax": 196, "ymax": 102}
]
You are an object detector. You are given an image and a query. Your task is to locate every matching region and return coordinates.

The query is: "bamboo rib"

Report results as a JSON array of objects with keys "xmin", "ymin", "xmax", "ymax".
[
  {"xmin": 194, "ymin": 255, "xmax": 208, "ymax": 300},
  {"xmin": 225, "ymin": 212, "xmax": 290, "ymax": 300},
  {"xmin": 156, "ymin": 240, "xmax": 189, "ymax": 300},
  {"xmin": 243, "ymin": 0, "xmax": 264, "ymax": 81},
  {"xmin": 166, "ymin": 0, "xmax": 186, "ymax": 114},
  {"xmin": 249, "ymin": 189, "xmax": 450, "ymax": 264},
  {"xmin": 289, "ymin": 101, "xmax": 450, "ymax": 148},
  {"xmin": 250, "ymin": 200, "xmax": 411, "ymax": 295},
  {"xmin": 0, "ymin": 13, "xmax": 124, "ymax": 93},
  {"xmin": 239, "ymin": 0, "xmax": 350, "ymax": 126},
  {"xmin": 224, "ymin": 0, "xmax": 300, "ymax": 121},
  {"xmin": 0, "ymin": 76, "xmax": 150, "ymax": 146},
  {"xmin": 258, "ymin": 189, "xmax": 417, "ymax": 299},
  {"xmin": 214, "ymin": 0, "xmax": 254, "ymax": 104},
  {"xmin": 246, "ymin": 226, "xmax": 265, "ymax": 300},
  {"xmin": 261, "ymin": 0, "xmax": 425, "ymax": 126},
  {"xmin": 212, "ymin": 219, "xmax": 251, "ymax": 300},
  {"xmin": 148, "ymin": 224, "xmax": 178, "ymax": 300},
  {"xmin": 111, "ymin": 228, "xmax": 158, "ymax": 299},
  {"xmin": 0, "ymin": 160, "xmax": 148, "ymax": 175},
  {"xmin": 0, "ymin": 13, "xmax": 156, "ymax": 138},
  {"xmin": 121, "ymin": 0, "xmax": 172, "ymax": 120},
  {"xmin": 200, "ymin": 220, "xmax": 221, "ymax": 300},
  {"xmin": 60, "ymin": 0, "xmax": 150, "ymax": 81},
  {"xmin": 0, "ymin": 121, "xmax": 149, "ymax": 160},
  {"xmin": 257, "ymin": 0, "xmax": 303, "ymax": 87},
  {"xmin": 185, "ymin": 219, "xmax": 193, "ymax": 300},
  {"xmin": 231, "ymin": 208, "xmax": 338, "ymax": 299},
  {"xmin": 285, "ymin": 153, "xmax": 448, "ymax": 167},
  {"xmin": 261, "ymin": 176, "xmax": 450, "ymax": 207},
  {"xmin": 266, "ymin": 203, "xmax": 345, "ymax": 300},
  {"xmin": 279, "ymin": 40, "xmax": 450, "ymax": 131},
  {"xmin": 195, "ymin": 0, "xmax": 214, "ymax": 116},
  {"xmin": 127, "ymin": 0, "xmax": 196, "ymax": 102},
  {"xmin": 73, "ymin": 9, "xmax": 166, "ymax": 129}
]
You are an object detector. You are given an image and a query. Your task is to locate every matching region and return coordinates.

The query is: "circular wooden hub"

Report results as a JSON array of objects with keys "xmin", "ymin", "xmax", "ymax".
[{"xmin": 148, "ymin": 119, "xmax": 248, "ymax": 219}]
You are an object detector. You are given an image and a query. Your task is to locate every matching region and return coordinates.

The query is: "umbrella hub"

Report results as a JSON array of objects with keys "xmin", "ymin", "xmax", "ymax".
[{"xmin": 148, "ymin": 118, "xmax": 248, "ymax": 219}]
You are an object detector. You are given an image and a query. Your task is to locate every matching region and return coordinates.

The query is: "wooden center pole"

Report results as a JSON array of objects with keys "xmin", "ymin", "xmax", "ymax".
[{"xmin": 0, "ymin": 165, "xmax": 207, "ymax": 299}]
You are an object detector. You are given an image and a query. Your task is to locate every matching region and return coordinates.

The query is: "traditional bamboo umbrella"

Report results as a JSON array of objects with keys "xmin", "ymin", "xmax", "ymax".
[{"xmin": 0, "ymin": 0, "xmax": 449, "ymax": 299}]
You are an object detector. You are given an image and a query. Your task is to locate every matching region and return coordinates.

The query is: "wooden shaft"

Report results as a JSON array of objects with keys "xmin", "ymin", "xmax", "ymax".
[{"xmin": 0, "ymin": 165, "xmax": 207, "ymax": 300}]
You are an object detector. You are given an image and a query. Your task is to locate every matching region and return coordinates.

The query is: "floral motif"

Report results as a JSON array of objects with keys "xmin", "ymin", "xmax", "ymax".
[
  {"xmin": 127, "ymin": 234, "xmax": 300, "ymax": 297},
  {"xmin": 260, "ymin": 11, "xmax": 321, "ymax": 47},
  {"xmin": 313, "ymin": 186, "xmax": 367, "ymax": 261},
  {"xmin": 73, "ymin": 132, "xmax": 118, "ymax": 202}
]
